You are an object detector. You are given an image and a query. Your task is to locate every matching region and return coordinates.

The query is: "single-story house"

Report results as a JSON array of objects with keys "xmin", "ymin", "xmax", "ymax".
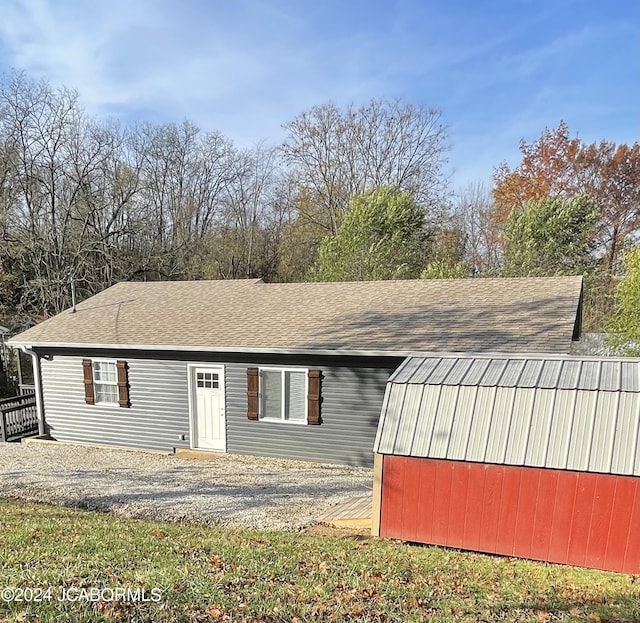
[
  {"xmin": 8, "ymin": 276, "xmax": 583, "ymax": 466},
  {"xmin": 372, "ymin": 353, "xmax": 640, "ymax": 573}
]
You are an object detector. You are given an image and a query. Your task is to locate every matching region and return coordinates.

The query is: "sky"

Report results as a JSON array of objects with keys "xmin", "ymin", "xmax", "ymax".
[{"xmin": 0, "ymin": 0, "xmax": 638, "ymax": 193}]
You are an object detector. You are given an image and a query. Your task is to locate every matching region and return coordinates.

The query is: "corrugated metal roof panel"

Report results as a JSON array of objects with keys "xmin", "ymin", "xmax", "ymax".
[
  {"xmin": 518, "ymin": 360, "xmax": 545, "ymax": 388},
  {"xmin": 493, "ymin": 360, "xmax": 522, "ymax": 386},
  {"xmin": 537, "ymin": 360, "xmax": 563, "ymax": 388},
  {"xmin": 375, "ymin": 355, "xmax": 640, "ymax": 476},
  {"xmin": 621, "ymin": 361, "xmax": 640, "ymax": 392},
  {"xmin": 577, "ymin": 361, "xmax": 601, "ymax": 391},
  {"xmin": 388, "ymin": 354, "xmax": 640, "ymax": 392},
  {"xmin": 556, "ymin": 359, "xmax": 582, "ymax": 390},
  {"xmin": 423, "ymin": 358, "xmax": 458, "ymax": 385},
  {"xmin": 443, "ymin": 358, "xmax": 476, "ymax": 386},
  {"xmin": 460, "ymin": 358, "xmax": 493, "ymax": 385},
  {"xmin": 621, "ymin": 362, "xmax": 638, "ymax": 392},
  {"xmin": 599, "ymin": 362, "xmax": 621, "ymax": 392}
]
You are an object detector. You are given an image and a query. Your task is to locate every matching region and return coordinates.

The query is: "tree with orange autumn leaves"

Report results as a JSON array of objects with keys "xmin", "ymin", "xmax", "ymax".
[{"xmin": 493, "ymin": 121, "xmax": 640, "ymax": 274}]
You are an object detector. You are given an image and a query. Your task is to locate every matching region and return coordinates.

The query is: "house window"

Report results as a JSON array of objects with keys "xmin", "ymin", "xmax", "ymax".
[
  {"xmin": 260, "ymin": 368, "xmax": 307, "ymax": 423},
  {"xmin": 196, "ymin": 371, "xmax": 219, "ymax": 389},
  {"xmin": 82, "ymin": 359, "xmax": 130, "ymax": 408},
  {"xmin": 93, "ymin": 361, "xmax": 119, "ymax": 404}
]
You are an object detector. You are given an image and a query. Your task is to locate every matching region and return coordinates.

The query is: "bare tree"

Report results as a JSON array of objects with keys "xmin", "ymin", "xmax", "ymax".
[
  {"xmin": 454, "ymin": 181, "xmax": 502, "ymax": 273},
  {"xmin": 281, "ymin": 99, "xmax": 449, "ymax": 235}
]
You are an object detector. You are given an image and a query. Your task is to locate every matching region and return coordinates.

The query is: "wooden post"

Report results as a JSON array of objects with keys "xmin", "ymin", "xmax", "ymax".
[
  {"xmin": 0, "ymin": 409, "xmax": 6, "ymax": 443},
  {"xmin": 371, "ymin": 452, "xmax": 384, "ymax": 537}
]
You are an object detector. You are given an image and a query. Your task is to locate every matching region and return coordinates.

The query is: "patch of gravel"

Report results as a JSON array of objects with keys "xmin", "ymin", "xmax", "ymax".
[{"xmin": 0, "ymin": 442, "xmax": 373, "ymax": 531}]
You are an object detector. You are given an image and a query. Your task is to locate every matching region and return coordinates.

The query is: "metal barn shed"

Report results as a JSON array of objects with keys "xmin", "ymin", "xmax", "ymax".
[{"xmin": 372, "ymin": 354, "xmax": 640, "ymax": 574}]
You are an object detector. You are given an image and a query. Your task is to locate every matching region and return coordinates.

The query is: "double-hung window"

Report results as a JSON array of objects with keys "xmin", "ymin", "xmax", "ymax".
[
  {"xmin": 93, "ymin": 360, "xmax": 119, "ymax": 405},
  {"xmin": 260, "ymin": 368, "xmax": 307, "ymax": 423},
  {"xmin": 82, "ymin": 359, "xmax": 130, "ymax": 407}
]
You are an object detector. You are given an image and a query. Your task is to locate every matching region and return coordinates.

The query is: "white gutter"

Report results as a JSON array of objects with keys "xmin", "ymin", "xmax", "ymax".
[{"xmin": 18, "ymin": 346, "xmax": 45, "ymax": 436}]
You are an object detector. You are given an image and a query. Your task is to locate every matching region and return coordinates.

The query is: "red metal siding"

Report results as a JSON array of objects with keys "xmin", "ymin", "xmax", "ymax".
[{"xmin": 380, "ymin": 456, "xmax": 640, "ymax": 574}]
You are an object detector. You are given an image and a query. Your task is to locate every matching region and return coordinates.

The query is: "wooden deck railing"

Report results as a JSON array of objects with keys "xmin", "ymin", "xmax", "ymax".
[{"xmin": 0, "ymin": 393, "xmax": 38, "ymax": 442}]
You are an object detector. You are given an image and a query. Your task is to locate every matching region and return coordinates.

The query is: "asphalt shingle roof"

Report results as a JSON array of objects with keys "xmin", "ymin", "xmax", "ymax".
[{"xmin": 10, "ymin": 276, "xmax": 583, "ymax": 355}]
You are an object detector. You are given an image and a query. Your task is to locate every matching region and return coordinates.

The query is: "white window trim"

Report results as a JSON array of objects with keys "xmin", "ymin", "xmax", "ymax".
[
  {"xmin": 92, "ymin": 359, "xmax": 120, "ymax": 407},
  {"xmin": 258, "ymin": 367, "xmax": 308, "ymax": 424}
]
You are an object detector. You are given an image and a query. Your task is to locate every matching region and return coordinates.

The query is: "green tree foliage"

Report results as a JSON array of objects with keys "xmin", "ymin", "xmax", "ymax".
[
  {"xmin": 313, "ymin": 187, "xmax": 428, "ymax": 281},
  {"xmin": 607, "ymin": 247, "xmax": 640, "ymax": 355},
  {"xmin": 420, "ymin": 261, "xmax": 469, "ymax": 279},
  {"xmin": 502, "ymin": 195, "xmax": 598, "ymax": 277}
]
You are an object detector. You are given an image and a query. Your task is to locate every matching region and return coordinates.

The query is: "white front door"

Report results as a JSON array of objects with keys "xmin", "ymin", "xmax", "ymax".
[{"xmin": 191, "ymin": 366, "xmax": 225, "ymax": 451}]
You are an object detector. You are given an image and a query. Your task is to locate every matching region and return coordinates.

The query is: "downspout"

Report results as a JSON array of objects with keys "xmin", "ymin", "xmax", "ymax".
[{"xmin": 19, "ymin": 346, "xmax": 45, "ymax": 436}]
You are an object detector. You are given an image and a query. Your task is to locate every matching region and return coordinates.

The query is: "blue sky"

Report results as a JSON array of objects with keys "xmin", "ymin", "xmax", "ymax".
[{"xmin": 0, "ymin": 0, "xmax": 637, "ymax": 191}]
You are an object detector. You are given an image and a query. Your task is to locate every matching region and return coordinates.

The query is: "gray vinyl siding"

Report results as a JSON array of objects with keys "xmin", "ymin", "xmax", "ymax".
[
  {"xmin": 226, "ymin": 363, "xmax": 396, "ymax": 466},
  {"xmin": 40, "ymin": 356, "xmax": 192, "ymax": 452},
  {"xmin": 39, "ymin": 352, "xmax": 399, "ymax": 465}
]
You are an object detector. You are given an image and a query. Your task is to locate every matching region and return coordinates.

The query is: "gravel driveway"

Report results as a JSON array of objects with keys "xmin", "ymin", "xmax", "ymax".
[{"xmin": 0, "ymin": 442, "xmax": 373, "ymax": 531}]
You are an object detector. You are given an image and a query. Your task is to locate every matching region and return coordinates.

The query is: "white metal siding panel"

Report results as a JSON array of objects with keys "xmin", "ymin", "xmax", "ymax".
[
  {"xmin": 546, "ymin": 390, "xmax": 577, "ymax": 469},
  {"xmin": 611, "ymin": 393, "xmax": 640, "ymax": 475},
  {"xmin": 393, "ymin": 385, "xmax": 423, "ymax": 455},
  {"xmin": 428, "ymin": 385, "xmax": 459, "ymax": 458},
  {"xmin": 524, "ymin": 389, "xmax": 556, "ymax": 466},
  {"xmin": 378, "ymin": 384, "xmax": 406, "ymax": 453},
  {"xmin": 446, "ymin": 386, "xmax": 478, "ymax": 460},
  {"xmin": 589, "ymin": 391, "xmax": 619, "ymax": 473},
  {"xmin": 410, "ymin": 385, "xmax": 442, "ymax": 457},
  {"xmin": 504, "ymin": 388, "xmax": 536, "ymax": 464},
  {"xmin": 484, "ymin": 387, "xmax": 516, "ymax": 463},
  {"xmin": 465, "ymin": 386, "xmax": 497, "ymax": 462},
  {"xmin": 567, "ymin": 391, "xmax": 598, "ymax": 471}
]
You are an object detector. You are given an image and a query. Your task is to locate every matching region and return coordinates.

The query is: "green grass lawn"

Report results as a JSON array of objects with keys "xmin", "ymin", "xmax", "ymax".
[{"xmin": 0, "ymin": 499, "xmax": 638, "ymax": 623}]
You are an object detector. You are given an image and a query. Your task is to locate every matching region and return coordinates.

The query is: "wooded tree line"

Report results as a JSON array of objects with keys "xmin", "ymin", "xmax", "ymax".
[{"xmin": 0, "ymin": 71, "xmax": 638, "ymax": 337}]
